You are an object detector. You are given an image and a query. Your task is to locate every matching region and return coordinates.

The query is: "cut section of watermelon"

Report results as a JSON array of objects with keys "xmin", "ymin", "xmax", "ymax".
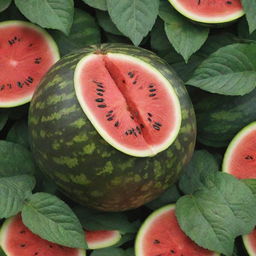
[
  {"xmin": 0, "ymin": 215, "xmax": 85, "ymax": 256},
  {"xmin": 74, "ymin": 53, "xmax": 181, "ymax": 157},
  {"xmin": 223, "ymin": 122, "xmax": 256, "ymax": 179},
  {"xmin": 86, "ymin": 230, "xmax": 121, "ymax": 249},
  {"xmin": 0, "ymin": 20, "xmax": 59, "ymax": 108},
  {"xmin": 168, "ymin": 0, "xmax": 244, "ymax": 24},
  {"xmin": 135, "ymin": 204, "xmax": 219, "ymax": 256},
  {"xmin": 243, "ymin": 228, "xmax": 256, "ymax": 256}
]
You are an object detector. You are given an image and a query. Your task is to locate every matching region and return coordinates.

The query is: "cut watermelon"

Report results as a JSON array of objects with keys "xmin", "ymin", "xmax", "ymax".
[
  {"xmin": 0, "ymin": 20, "xmax": 59, "ymax": 108},
  {"xmin": 243, "ymin": 228, "xmax": 256, "ymax": 256},
  {"xmin": 168, "ymin": 0, "xmax": 244, "ymax": 24},
  {"xmin": 222, "ymin": 122, "xmax": 256, "ymax": 179},
  {"xmin": 0, "ymin": 215, "xmax": 85, "ymax": 256},
  {"xmin": 135, "ymin": 204, "xmax": 219, "ymax": 256},
  {"xmin": 86, "ymin": 230, "xmax": 121, "ymax": 249}
]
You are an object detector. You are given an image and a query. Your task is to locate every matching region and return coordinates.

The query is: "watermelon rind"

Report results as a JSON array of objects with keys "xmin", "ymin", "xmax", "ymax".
[
  {"xmin": 74, "ymin": 53, "xmax": 182, "ymax": 157},
  {"xmin": 0, "ymin": 216, "xmax": 86, "ymax": 256},
  {"xmin": 0, "ymin": 20, "xmax": 60, "ymax": 108},
  {"xmin": 167, "ymin": 0, "xmax": 244, "ymax": 24},
  {"xmin": 242, "ymin": 232, "xmax": 256, "ymax": 256},
  {"xmin": 222, "ymin": 121, "xmax": 256, "ymax": 174}
]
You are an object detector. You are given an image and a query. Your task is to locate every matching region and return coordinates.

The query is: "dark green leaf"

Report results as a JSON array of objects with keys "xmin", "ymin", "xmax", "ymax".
[
  {"xmin": 0, "ymin": 175, "xmax": 35, "ymax": 218},
  {"xmin": 0, "ymin": 0, "xmax": 12, "ymax": 12},
  {"xmin": 111, "ymin": 233, "xmax": 135, "ymax": 248},
  {"xmin": 91, "ymin": 248, "xmax": 126, "ymax": 256},
  {"xmin": 81, "ymin": 0, "xmax": 107, "ymax": 10},
  {"xmin": 0, "ymin": 140, "xmax": 35, "ymax": 177},
  {"xmin": 22, "ymin": 192, "xmax": 87, "ymax": 248},
  {"xmin": 243, "ymin": 179, "xmax": 256, "ymax": 196},
  {"xmin": 0, "ymin": 248, "xmax": 7, "ymax": 256},
  {"xmin": 238, "ymin": 17, "xmax": 256, "ymax": 41},
  {"xmin": 179, "ymin": 150, "xmax": 219, "ymax": 194},
  {"xmin": 125, "ymin": 248, "xmax": 135, "ymax": 256},
  {"xmin": 187, "ymin": 43, "xmax": 256, "ymax": 96},
  {"xmin": 14, "ymin": 0, "xmax": 74, "ymax": 35},
  {"xmin": 176, "ymin": 172, "xmax": 256, "ymax": 255},
  {"xmin": 107, "ymin": 0, "xmax": 159, "ymax": 46},
  {"xmin": 0, "ymin": 111, "xmax": 8, "ymax": 132},
  {"xmin": 241, "ymin": 0, "xmax": 256, "ymax": 34}
]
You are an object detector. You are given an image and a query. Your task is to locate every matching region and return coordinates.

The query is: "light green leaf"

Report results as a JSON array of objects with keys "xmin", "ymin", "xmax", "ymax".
[
  {"xmin": 14, "ymin": 0, "xmax": 74, "ymax": 35},
  {"xmin": 159, "ymin": 1, "xmax": 209, "ymax": 62},
  {"xmin": 0, "ymin": 0, "xmax": 12, "ymax": 12},
  {"xmin": 241, "ymin": 0, "xmax": 256, "ymax": 34},
  {"xmin": 22, "ymin": 192, "xmax": 87, "ymax": 248},
  {"xmin": 81, "ymin": 0, "xmax": 107, "ymax": 11},
  {"xmin": 107, "ymin": 0, "xmax": 159, "ymax": 46},
  {"xmin": 0, "ymin": 140, "xmax": 35, "ymax": 177},
  {"xmin": 176, "ymin": 172, "xmax": 256, "ymax": 255},
  {"xmin": 187, "ymin": 43, "xmax": 256, "ymax": 95},
  {"xmin": 0, "ymin": 175, "xmax": 35, "ymax": 218},
  {"xmin": 91, "ymin": 248, "xmax": 126, "ymax": 256}
]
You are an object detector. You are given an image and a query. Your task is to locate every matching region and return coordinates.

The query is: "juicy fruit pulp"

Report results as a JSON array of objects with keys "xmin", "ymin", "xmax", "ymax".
[
  {"xmin": 0, "ymin": 215, "xmax": 85, "ymax": 256},
  {"xmin": 0, "ymin": 20, "xmax": 59, "ymax": 107},
  {"xmin": 168, "ymin": 0, "xmax": 244, "ymax": 24},
  {"xmin": 223, "ymin": 122, "xmax": 256, "ymax": 179},
  {"xmin": 135, "ymin": 205, "xmax": 217, "ymax": 256},
  {"xmin": 243, "ymin": 229, "xmax": 256, "ymax": 256},
  {"xmin": 75, "ymin": 53, "xmax": 181, "ymax": 157}
]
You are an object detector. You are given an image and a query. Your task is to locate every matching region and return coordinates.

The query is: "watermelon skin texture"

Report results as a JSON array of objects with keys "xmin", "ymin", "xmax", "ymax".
[{"xmin": 28, "ymin": 44, "xmax": 196, "ymax": 212}]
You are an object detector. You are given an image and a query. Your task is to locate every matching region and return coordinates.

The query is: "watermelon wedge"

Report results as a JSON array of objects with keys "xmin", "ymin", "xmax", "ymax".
[
  {"xmin": 135, "ymin": 204, "xmax": 219, "ymax": 256},
  {"xmin": 0, "ymin": 20, "xmax": 59, "ymax": 108},
  {"xmin": 0, "ymin": 215, "xmax": 85, "ymax": 256},
  {"xmin": 223, "ymin": 122, "xmax": 256, "ymax": 179},
  {"xmin": 168, "ymin": 0, "xmax": 244, "ymax": 24},
  {"xmin": 243, "ymin": 229, "xmax": 256, "ymax": 256}
]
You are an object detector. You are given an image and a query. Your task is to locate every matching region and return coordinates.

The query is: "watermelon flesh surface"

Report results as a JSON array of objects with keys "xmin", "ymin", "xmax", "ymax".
[
  {"xmin": 0, "ymin": 215, "xmax": 84, "ymax": 256},
  {"xmin": 243, "ymin": 229, "xmax": 256, "ymax": 255},
  {"xmin": 0, "ymin": 21, "xmax": 59, "ymax": 107},
  {"xmin": 75, "ymin": 53, "xmax": 181, "ymax": 157}
]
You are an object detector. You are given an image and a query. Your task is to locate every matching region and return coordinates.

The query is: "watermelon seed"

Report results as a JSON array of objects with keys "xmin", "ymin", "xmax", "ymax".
[
  {"xmin": 28, "ymin": 43, "xmax": 33, "ymax": 47},
  {"xmin": 97, "ymin": 104, "xmax": 107, "ymax": 108},
  {"xmin": 106, "ymin": 113, "xmax": 112, "ymax": 117},
  {"xmin": 34, "ymin": 253, "xmax": 39, "ymax": 256},
  {"xmin": 107, "ymin": 116, "xmax": 114, "ymax": 121},
  {"xmin": 125, "ymin": 131, "xmax": 128, "ymax": 135},
  {"xmin": 170, "ymin": 249, "xmax": 176, "ymax": 254},
  {"xmin": 148, "ymin": 118, "xmax": 152, "ymax": 122},
  {"xmin": 17, "ymin": 81, "xmax": 23, "ymax": 88},
  {"xmin": 134, "ymin": 131, "xmax": 137, "ymax": 137},
  {"xmin": 49, "ymin": 245, "xmax": 53, "ymax": 248},
  {"xmin": 128, "ymin": 72, "xmax": 135, "ymax": 78},
  {"xmin": 153, "ymin": 239, "xmax": 160, "ymax": 244},
  {"xmin": 155, "ymin": 122, "xmax": 162, "ymax": 127},
  {"xmin": 149, "ymin": 84, "xmax": 154, "ymax": 88},
  {"xmin": 7, "ymin": 83, "xmax": 12, "ymax": 89},
  {"xmin": 133, "ymin": 80, "xmax": 137, "ymax": 85},
  {"xmin": 245, "ymin": 155, "xmax": 254, "ymax": 160},
  {"xmin": 149, "ymin": 89, "xmax": 156, "ymax": 92},
  {"xmin": 0, "ymin": 85, "xmax": 4, "ymax": 91},
  {"xmin": 27, "ymin": 76, "xmax": 34, "ymax": 83},
  {"xmin": 140, "ymin": 124, "xmax": 145, "ymax": 129},
  {"xmin": 93, "ymin": 80, "xmax": 104, "ymax": 87},
  {"xmin": 34, "ymin": 57, "xmax": 42, "ymax": 64},
  {"xmin": 129, "ymin": 130, "xmax": 133, "ymax": 135},
  {"xmin": 122, "ymin": 80, "xmax": 125, "ymax": 83},
  {"xmin": 114, "ymin": 121, "xmax": 119, "ymax": 127},
  {"xmin": 20, "ymin": 244, "xmax": 26, "ymax": 247},
  {"xmin": 149, "ymin": 93, "xmax": 156, "ymax": 97},
  {"xmin": 148, "ymin": 113, "xmax": 152, "ymax": 117},
  {"xmin": 95, "ymin": 98, "xmax": 104, "ymax": 102},
  {"xmin": 130, "ymin": 115, "xmax": 135, "ymax": 120},
  {"xmin": 97, "ymin": 93, "xmax": 103, "ymax": 96},
  {"xmin": 136, "ymin": 126, "xmax": 141, "ymax": 134},
  {"xmin": 96, "ymin": 88, "xmax": 105, "ymax": 92},
  {"xmin": 108, "ymin": 110, "xmax": 113, "ymax": 113},
  {"xmin": 153, "ymin": 124, "xmax": 160, "ymax": 131},
  {"xmin": 226, "ymin": 0, "xmax": 232, "ymax": 4},
  {"xmin": 19, "ymin": 230, "xmax": 26, "ymax": 234}
]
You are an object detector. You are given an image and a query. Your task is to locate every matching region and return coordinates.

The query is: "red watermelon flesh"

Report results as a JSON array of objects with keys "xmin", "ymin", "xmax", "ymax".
[
  {"xmin": 243, "ymin": 229, "xmax": 256, "ymax": 255},
  {"xmin": 74, "ymin": 53, "xmax": 181, "ymax": 157},
  {"xmin": 0, "ymin": 215, "xmax": 85, "ymax": 256},
  {"xmin": 0, "ymin": 21, "xmax": 59, "ymax": 107},
  {"xmin": 135, "ymin": 205, "xmax": 217, "ymax": 256}
]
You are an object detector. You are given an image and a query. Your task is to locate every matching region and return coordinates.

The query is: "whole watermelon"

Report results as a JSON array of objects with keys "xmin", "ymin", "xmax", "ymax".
[{"xmin": 28, "ymin": 44, "xmax": 196, "ymax": 211}]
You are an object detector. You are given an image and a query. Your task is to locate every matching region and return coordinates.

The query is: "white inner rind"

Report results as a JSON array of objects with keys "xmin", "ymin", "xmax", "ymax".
[
  {"xmin": 74, "ymin": 53, "xmax": 182, "ymax": 157},
  {"xmin": 168, "ymin": 0, "xmax": 244, "ymax": 24},
  {"xmin": 222, "ymin": 121, "xmax": 256, "ymax": 173}
]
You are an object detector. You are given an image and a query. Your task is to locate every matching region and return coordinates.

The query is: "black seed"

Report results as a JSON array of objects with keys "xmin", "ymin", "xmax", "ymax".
[
  {"xmin": 134, "ymin": 132, "xmax": 137, "ymax": 137},
  {"xmin": 170, "ymin": 249, "xmax": 175, "ymax": 254},
  {"xmin": 130, "ymin": 115, "xmax": 134, "ymax": 120},
  {"xmin": 129, "ymin": 130, "xmax": 133, "ymax": 135},
  {"xmin": 128, "ymin": 72, "xmax": 135, "ymax": 78},
  {"xmin": 226, "ymin": 0, "xmax": 232, "ymax": 4},
  {"xmin": 7, "ymin": 83, "xmax": 12, "ymax": 88},
  {"xmin": 97, "ymin": 93, "xmax": 103, "ymax": 96},
  {"xmin": 93, "ymin": 80, "xmax": 103, "ymax": 87},
  {"xmin": 97, "ymin": 104, "xmax": 107, "ymax": 108},
  {"xmin": 133, "ymin": 81, "xmax": 137, "ymax": 85},
  {"xmin": 125, "ymin": 131, "xmax": 128, "ymax": 135},
  {"xmin": 20, "ymin": 244, "xmax": 26, "ymax": 247},
  {"xmin": 8, "ymin": 40, "xmax": 13, "ymax": 45},
  {"xmin": 17, "ymin": 81, "xmax": 23, "ymax": 88},
  {"xmin": 106, "ymin": 113, "xmax": 112, "ymax": 117},
  {"xmin": 245, "ymin": 155, "xmax": 254, "ymax": 160},
  {"xmin": 148, "ymin": 113, "xmax": 152, "ymax": 117},
  {"xmin": 34, "ymin": 57, "xmax": 42, "ymax": 64},
  {"xmin": 34, "ymin": 252, "xmax": 39, "ymax": 256},
  {"xmin": 140, "ymin": 123, "xmax": 145, "ymax": 129},
  {"xmin": 114, "ymin": 121, "xmax": 119, "ymax": 127},
  {"xmin": 97, "ymin": 88, "xmax": 105, "ymax": 92},
  {"xmin": 136, "ymin": 126, "xmax": 141, "ymax": 134},
  {"xmin": 0, "ymin": 85, "xmax": 5, "ymax": 91},
  {"xmin": 155, "ymin": 122, "xmax": 162, "ymax": 127},
  {"xmin": 149, "ymin": 93, "xmax": 156, "ymax": 97},
  {"xmin": 149, "ymin": 89, "xmax": 156, "ymax": 92},
  {"xmin": 49, "ymin": 245, "xmax": 53, "ymax": 248},
  {"xmin": 95, "ymin": 98, "xmax": 104, "ymax": 102},
  {"xmin": 14, "ymin": 36, "xmax": 17, "ymax": 40},
  {"xmin": 107, "ymin": 116, "xmax": 114, "ymax": 121},
  {"xmin": 27, "ymin": 76, "xmax": 34, "ymax": 83},
  {"xmin": 122, "ymin": 80, "xmax": 125, "ymax": 83},
  {"xmin": 149, "ymin": 84, "xmax": 154, "ymax": 88},
  {"xmin": 153, "ymin": 239, "xmax": 160, "ymax": 244},
  {"xmin": 153, "ymin": 124, "xmax": 160, "ymax": 130},
  {"xmin": 28, "ymin": 43, "xmax": 33, "ymax": 47},
  {"xmin": 148, "ymin": 118, "xmax": 152, "ymax": 122},
  {"xmin": 20, "ymin": 230, "xmax": 26, "ymax": 234}
]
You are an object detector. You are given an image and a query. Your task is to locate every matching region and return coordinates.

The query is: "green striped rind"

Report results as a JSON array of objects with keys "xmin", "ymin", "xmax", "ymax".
[
  {"xmin": 29, "ymin": 43, "xmax": 196, "ymax": 211},
  {"xmin": 195, "ymin": 89, "xmax": 256, "ymax": 148}
]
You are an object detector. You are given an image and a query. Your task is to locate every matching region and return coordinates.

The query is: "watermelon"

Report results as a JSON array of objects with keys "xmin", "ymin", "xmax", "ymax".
[
  {"xmin": 28, "ymin": 43, "xmax": 196, "ymax": 211},
  {"xmin": 222, "ymin": 122, "xmax": 256, "ymax": 179},
  {"xmin": 0, "ymin": 215, "xmax": 85, "ymax": 256},
  {"xmin": 86, "ymin": 230, "xmax": 121, "ymax": 249},
  {"xmin": 0, "ymin": 20, "xmax": 59, "ymax": 108},
  {"xmin": 243, "ymin": 229, "xmax": 256, "ymax": 256},
  {"xmin": 168, "ymin": 0, "xmax": 244, "ymax": 25},
  {"xmin": 135, "ymin": 204, "xmax": 219, "ymax": 256}
]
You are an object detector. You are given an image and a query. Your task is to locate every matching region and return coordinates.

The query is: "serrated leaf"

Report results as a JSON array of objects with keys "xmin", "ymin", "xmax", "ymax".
[
  {"xmin": 22, "ymin": 192, "xmax": 87, "ymax": 249},
  {"xmin": 0, "ymin": 111, "xmax": 8, "ymax": 132},
  {"xmin": 0, "ymin": 0, "xmax": 11, "ymax": 12},
  {"xmin": 179, "ymin": 150, "xmax": 219, "ymax": 194},
  {"xmin": 14, "ymin": 0, "xmax": 74, "ymax": 35},
  {"xmin": 0, "ymin": 140, "xmax": 35, "ymax": 177},
  {"xmin": 51, "ymin": 8, "xmax": 100, "ymax": 56},
  {"xmin": 241, "ymin": 0, "xmax": 256, "ymax": 34},
  {"xmin": 176, "ymin": 172, "xmax": 256, "ymax": 255},
  {"xmin": 81, "ymin": 0, "xmax": 107, "ymax": 11},
  {"xmin": 187, "ymin": 43, "xmax": 256, "ymax": 96},
  {"xmin": 91, "ymin": 248, "xmax": 126, "ymax": 256},
  {"xmin": 0, "ymin": 175, "xmax": 35, "ymax": 218},
  {"xmin": 107, "ymin": 0, "xmax": 159, "ymax": 46},
  {"xmin": 159, "ymin": 1, "xmax": 209, "ymax": 62}
]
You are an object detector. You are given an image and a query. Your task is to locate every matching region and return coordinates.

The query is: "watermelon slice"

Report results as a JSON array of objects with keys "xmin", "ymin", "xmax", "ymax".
[
  {"xmin": 222, "ymin": 122, "xmax": 256, "ymax": 179},
  {"xmin": 0, "ymin": 20, "xmax": 59, "ymax": 108},
  {"xmin": 168, "ymin": 0, "xmax": 244, "ymax": 24},
  {"xmin": 135, "ymin": 204, "xmax": 219, "ymax": 256},
  {"xmin": 86, "ymin": 230, "xmax": 121, "ymax": 249},
  {"xmin": 243, "ymin": 228, "xmax": 256, "ymax": 256},
  {"xmin": 0, "ymin": 215, "xmax": 85, "ymax": 256}
]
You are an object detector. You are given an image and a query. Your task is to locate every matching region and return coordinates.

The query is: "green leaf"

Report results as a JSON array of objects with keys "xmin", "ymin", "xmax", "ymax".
[
  {"xmin": 0, "ymin": 111, "xmax": 8, "ymax": 132},
  {"xmin": 179, "ymin": 150, "xmax": 219, "ymax": 195},
  {"xmin": 0, "ymin": 247, "xmax": 7, "ymax": 256},
  {"xmin": 81, "ymin": 0, "xmax": 107, "ymax": 11},
  {"xmin": 159, "ymin": 1, "xmax": 209, "ymax": 62},
  {"xmin": 22, "ymin": 192, "xmax": 87, "ymax": 249},
  {"xmin": 91, "ymin": 248, "xmax": 126, "ymax": 256},
  {"xmin": 0, "ymin": 0, "xmax": 12, "ymax": 12},
  {"xmin": 51, "ymin": 8, "xmax": 100, "ymax": 56},
  {"xmin": 14, "ymin": 0, "xmax": 74, "ymax": 35},
  {"xmin": 106, "ymin": 0, "xmax": 159, "ymax": 46},
  {"xmin": 238, "ymin": 18, "xmax": 256, "ymax": 41},
  {"xmin": 0, "ymin": 175, "xmax": 35, "ymax": 218},
  {"xmin": 241, "ymin": 0, "xmax": 256, "ymax": 34},
  {"xmin": 243, "ymin": 179, "xmax": 256, "ymax": 196},
  {"xmin": 125, "ymin": 248, "xmax": 135, "ymax": 256},
  {"xmin": 187, "ymin": 43, "xmax": 256, "ymax": 96},
  {"xmin": 176, "ymin": 172, "xmax": 256, "ymax": 255},
  {"xmin": 0, "ymin": 140, "xmax": 35, "ymax": 177}
]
